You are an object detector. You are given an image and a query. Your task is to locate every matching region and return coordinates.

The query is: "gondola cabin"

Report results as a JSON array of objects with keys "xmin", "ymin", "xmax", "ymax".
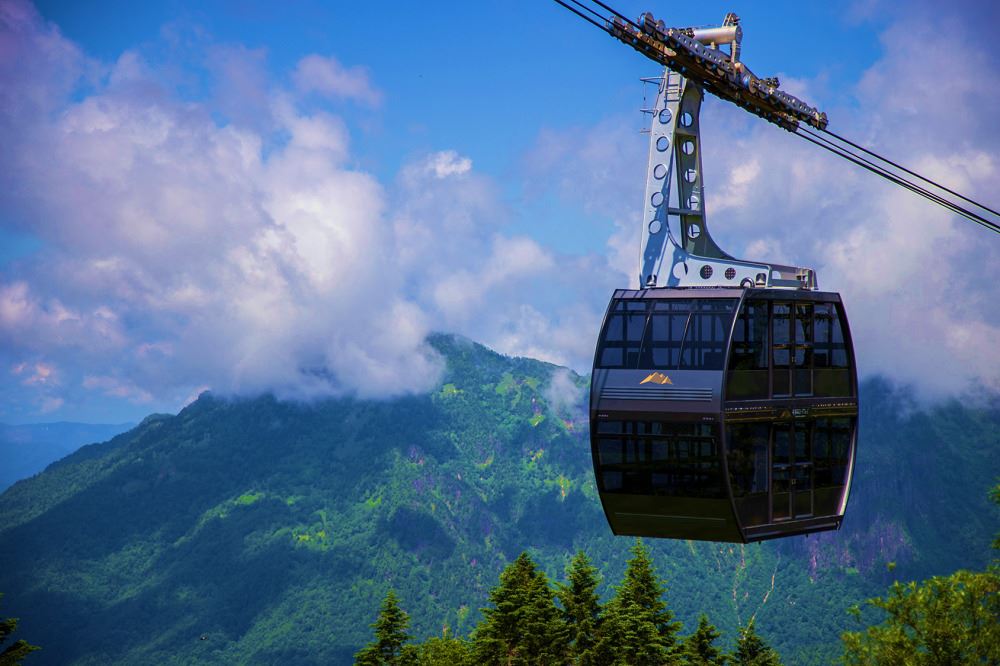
[{"xmin": 590, "ymin": 288, "xmax": 858, "ymax": 543}]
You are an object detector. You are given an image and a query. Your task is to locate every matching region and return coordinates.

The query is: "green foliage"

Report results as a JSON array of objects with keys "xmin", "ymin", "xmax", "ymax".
[
  {"xmin": 557, "ymin": 551, "xmax": 602, "ymax": 663},
  {"xmin": 0, "ymin": 594, "xmax": 40, "ymax": 666},
  {"xmin": 355, "ymin": 590, "xmax": 415, "ymax": 666},
  {"xmin": 841, "ymin": 483, "xmax": 1000, "ymax": 665},
  {"xmin": 592, "ymin": 539, "xmax": 682, "ymax": 665},
  {"xmin": 414, "ymin": 632, "xmax": 472, "ymax": 666},
  {"xmin": 841, "ymin": 571, "xmax": 1000, "ymax": 665},
  {"xmin": 731, "ymin": 619, "xmax": 781, "ymax": 666},
  {"xmin": 473, "ymin": 552, "xmax": 568, "ymax": 665},
  {"xmin": 992, "ymin": 483, "xmax": 1000, "ymax": 552},
  {"xmin": 681, "ymin": 614, "xmax": 726, "ymax": 665}
]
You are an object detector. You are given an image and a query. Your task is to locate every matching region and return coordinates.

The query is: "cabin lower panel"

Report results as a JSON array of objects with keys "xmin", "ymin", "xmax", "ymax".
[
  {"xmin": 743, "ymin": 515, "xmax": 843, "ymax": 542},
  {"xmin": 601, "ymin": 495, "xmax": 743, "ymax": 543}
]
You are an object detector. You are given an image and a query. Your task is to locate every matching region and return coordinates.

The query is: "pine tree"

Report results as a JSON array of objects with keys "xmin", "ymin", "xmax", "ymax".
[
  {"xmin": 0, "ymin": 594, "xmax": 40, "ymax": 666},
  {"xmin": 681, "ymin": 614, "xmax": 726, "ymax": 665},
  {"xmin": 731, "ymin": 619, "xmax": 781, "ymax": 666},
  {"xmin": 473, "ymin": 551, "xmax": 568, "ymax": 665},
  {"xmin": 355, "ymin": 589, "xmax": 417, "ymax": 666},
  {"xmin": 557, "ymin": 551, "xmax": 602, "ymax": 664},
  {"xmin": 592, "ymin": 539, "xmax": 682, "ymax": 665},
  {"xmin": 415, "ymin": 628, "xmax": 473, "ymax": 666}
]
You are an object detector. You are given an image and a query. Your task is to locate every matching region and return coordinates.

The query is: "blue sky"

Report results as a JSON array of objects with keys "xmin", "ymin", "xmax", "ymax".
[{"xmin": 2, "ymin": 0, "xmax": 999, "ymax": 423}]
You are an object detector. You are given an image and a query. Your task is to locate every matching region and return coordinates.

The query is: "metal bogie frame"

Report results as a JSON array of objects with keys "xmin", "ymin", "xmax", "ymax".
[
  {"xmin": 639, "ymin": 68, "xmax": 817, "ymax": 291},
  {"xmin": 608, "ymin": 12, "xmax": 828, "ymax": 132}
]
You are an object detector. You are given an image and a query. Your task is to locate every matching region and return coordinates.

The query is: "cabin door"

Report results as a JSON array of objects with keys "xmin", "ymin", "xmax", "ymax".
[
  {"xmin": 771, "ymin": 422, "xmax": 814, "ymax": 521},
  {"xmin": 771, "ymin": 302, "xmax": 814, "ymax": 398}
]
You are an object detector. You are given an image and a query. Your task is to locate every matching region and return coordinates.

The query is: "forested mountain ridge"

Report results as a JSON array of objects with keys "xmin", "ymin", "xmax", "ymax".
[
  {"xmin": 0, "ymin": 421, "xmax": 134, "ymax": 491},
  {"xmin": 0, "ymin": 334, "xmax": 996, "ymax": 665}
]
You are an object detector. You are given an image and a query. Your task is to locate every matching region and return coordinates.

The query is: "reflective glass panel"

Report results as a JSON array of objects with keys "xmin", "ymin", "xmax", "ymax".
[
  {"xmin": 773, "ymin": 304, "xmax": 791, "ymax": 345},
  {"xmin": 774, "ymin": 426, "xmax": 791, "ymax": 465}
]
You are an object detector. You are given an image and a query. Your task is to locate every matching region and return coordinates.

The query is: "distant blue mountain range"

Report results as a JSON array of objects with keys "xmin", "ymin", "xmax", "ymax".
[{"xmin": 0, "ymin": 421, "xmax": 134, "ymax": 491}]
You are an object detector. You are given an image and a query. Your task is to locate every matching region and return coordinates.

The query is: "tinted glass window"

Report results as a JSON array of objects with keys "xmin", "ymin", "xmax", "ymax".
[
  {"xmin": 599, "ymin": 439, "xmax": 623, "ymax": 465},
  {"xmin": 600, "ymin": 347, "xmax": 624, "ymax": 367},
  {"xmin": 793, "ymin": 304, "xmax": 814, "ymax": 396},
  {"xmin": 596, "ymin": 421, "xmax": 723, "ymax": 498},
  {"xmin": 699, "ymin": 299, "xmax": 737, "ymax": 312},
  {"xmin": 813, "ymin": 418, "xmax": 852, "ymax": 488},
  {"xmin": 727, "ymin": 423, "xmax": 769, "ymax": 497},
  {"xmin": 597, "ymin": 298, "xmax": 736, "ymax": 370},
  {"xmin": 641, "ymin": 312, "xmax": 688, "ymax": 368},
  {"xmin": 726, "ymin": 300, "xmax": 769, "ymax": 400},
  {"xmin": 772, "ymin": 304, "xmax": 791, "ymax": 345},
  {"xmin": 604, "ymin": 314, "xmax": 623, "ymax": 341},
  {"xmin": 794, "ymin": 303, "xmax": 814, "ymax": 344},
  {"xmin": 814, "ymin": 303, "xmax": 850, "ymax": 369},
  {"xmin": 656, "ymin": 299, "xmax": 694, "ymax": 312},
  {"xmin": 774, "ymin": 425, "xmax": 791, "ymax": 465},
  {"xmin": 680, "ymin": 312, "xmax": 729, "ymax": 370},
  {"xmin": 597, "ymin": 301, "xmax": 649, "ymax": 368},
  {"xmin": 830, "ymin": 307, "xmax": 848, "ymax": 368},
  {"xmin": 729, "ymin": 301, "xmax": 768, "ymax": 371}
]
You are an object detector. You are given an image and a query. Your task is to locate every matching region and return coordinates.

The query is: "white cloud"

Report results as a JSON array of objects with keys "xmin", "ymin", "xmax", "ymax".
[
  {"xmin": 544, "ymin": 368, "xmax": 585, "ymax": 420},
  {"xmin": 292, "ymin": 54, "xmax": 381, "ymax": 106},
  {"xmin": 82, "ymin": 375, "xmax": 154, "ymax": 403},
  {"xmin": 0, "ymin": 2, "xmax": 439, "ymax": 410},
  {"xmin": 39, "ymin": 396, "xmax": 64, "ymax": 413},
  {"xmin": 0, "ymin": 2, "xmax": 616, "ymax": 418},
  {"xmin": 13, "ymin": 361, "xmax": 57, "ymax": 387},
  {"xmin": 712, "ymin": 158, "xmax": 761, "ymax": 214},
  {"xmin": 425, "ymin": 150, "xmax": 472, "ymax": 179}
]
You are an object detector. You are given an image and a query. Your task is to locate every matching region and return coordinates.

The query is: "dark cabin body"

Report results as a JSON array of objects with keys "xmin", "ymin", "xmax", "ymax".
[{"xmin": 589, "ymin": 287, "xmax": 858, "ymax": 543}]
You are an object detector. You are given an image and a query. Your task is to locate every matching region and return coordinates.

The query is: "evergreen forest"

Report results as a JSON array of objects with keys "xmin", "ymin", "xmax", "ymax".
[{"xmin": 354, "ymin": 542, "xmax": 787, "ymax": 665}]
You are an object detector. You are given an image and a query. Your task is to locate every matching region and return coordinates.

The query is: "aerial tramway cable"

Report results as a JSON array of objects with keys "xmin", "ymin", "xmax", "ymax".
[
  {"xmin": 551, "ymin": 0, "xmax": 1000, "ymax": 236},
  {"xmin": 553, "ymin": 0, "xmax": 607, "ymax": 32},
  {"xmin": 819, "ymin": 127, "xmax": 1000, "ymax": 220},
  {"xmin": 793, "ymin": 127, "xmax": 1000, "ymax": 235},
  {"xmin": 587, "ymin": 0, "xmax": 642, "ymax": 29}
]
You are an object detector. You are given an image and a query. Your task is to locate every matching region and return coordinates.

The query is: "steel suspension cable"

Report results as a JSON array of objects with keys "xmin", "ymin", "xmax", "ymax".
[
  {"xmin": 818, "ymin": 127, "xmax": 1000, "ymax": 219},
  {"xmin": 792, "ymin": 129, "xmax": 1000, "ymax": 234},
  {"xmin": 795, "ymin": 129, "xmax": 999, "ymax": 233},
  {"xmin": 552, "ymin": 0, "xmax": 609, "ymax": 33},
  {"xmin": 566, "ymin": 0, "xmax": 613, "ymax": 26},
  {"xmin": 588, "ymin": 0, "xmax": 641, "ymax": 29}
]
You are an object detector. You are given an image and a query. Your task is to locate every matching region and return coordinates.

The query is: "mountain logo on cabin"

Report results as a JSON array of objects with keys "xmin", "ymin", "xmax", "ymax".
[{"xmin": 640, "ymin": 372, "xmax": 673, "ymax": 385}]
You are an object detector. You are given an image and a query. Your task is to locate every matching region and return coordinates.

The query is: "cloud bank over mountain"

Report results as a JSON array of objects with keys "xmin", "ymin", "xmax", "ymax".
[
  {"xmin": 0, "ymin": 0, "xmax": 998, "ymax": 420},
  {"xmin": 0, "ymin": 0, "xmax": 613, "ymax": 419}
]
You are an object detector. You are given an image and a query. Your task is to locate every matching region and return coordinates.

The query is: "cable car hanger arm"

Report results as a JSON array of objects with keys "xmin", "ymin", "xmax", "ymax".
[{"xmin": 553, "ymin": 0, "xmax": 1000, "ymax": 236}]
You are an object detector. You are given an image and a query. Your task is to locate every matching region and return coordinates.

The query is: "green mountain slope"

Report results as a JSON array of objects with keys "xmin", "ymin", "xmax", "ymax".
[{"xmin": 0, "ymin": 335, "xmax": 996, "ymax": 665}]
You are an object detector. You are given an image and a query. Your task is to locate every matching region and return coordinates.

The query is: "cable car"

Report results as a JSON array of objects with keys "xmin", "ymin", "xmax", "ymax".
[
  {"xmin": 589, "ymin": 288, "xmax": 857, "ymax": 542},
  {"xmin": 565, "ymin": 12, "xmax": 863, "ymax": 542},
  {"xmin": 557, "ymin": 4, "xmax": 995, "ymax": 542}
]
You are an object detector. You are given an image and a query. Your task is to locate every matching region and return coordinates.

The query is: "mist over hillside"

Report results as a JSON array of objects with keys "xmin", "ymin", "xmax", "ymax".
[{"xmin": 0, "ymin": 334, "xmax": 996, "ymax": 665}]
